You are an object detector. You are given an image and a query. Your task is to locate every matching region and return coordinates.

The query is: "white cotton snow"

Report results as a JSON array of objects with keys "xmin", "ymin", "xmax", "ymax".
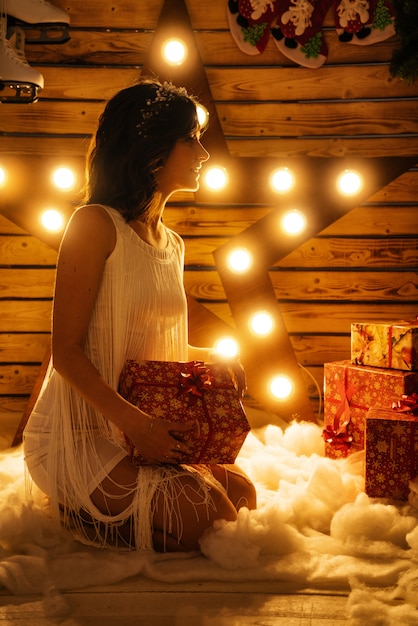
[{"xmin": 1, "ymin": 421, "xmax": 418, "ymax": 622}]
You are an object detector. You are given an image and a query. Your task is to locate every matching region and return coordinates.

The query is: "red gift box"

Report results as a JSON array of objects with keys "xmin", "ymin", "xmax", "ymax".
[
  {"xmin": 323, "ymin": 361, "xmax": 418, "ymax": 459},
  {"xmin": 365, "ymin": 398, "xmax": 418, "ymax": 500},
  {"xmin": 118, "ymin": 360, "xmax": 250, "ymax": 465},
  {"xmin": 351, "ymin": 320, "xmax": 418, "ymax": 371}
]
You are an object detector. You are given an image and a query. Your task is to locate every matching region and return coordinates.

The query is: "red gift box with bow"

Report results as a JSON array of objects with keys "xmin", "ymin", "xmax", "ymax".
[
  {"xmin": 118, "ymin": 360, "xmax": 250, "ymax": 465},
  {"xmin": 323, "ymin": 361, "xmax": 418, "ymax": 460},
  {"xmin": 351, "ymin": 319, "xmax": 418, "ymax": 371},
  {"xmin": 365, "ymin": 394, "xmax": 418, "ymax": 500}
]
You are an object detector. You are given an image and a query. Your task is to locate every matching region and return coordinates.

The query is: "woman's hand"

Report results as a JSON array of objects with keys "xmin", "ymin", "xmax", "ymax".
[
  {"xmin": 188, "ymin": 345, "xmax": 247, "ymax": 398},
  {"xmin": 126, "ymin": 412, "xmax": 194, "ymax": 464},
  {"xmin": 228, "ymin": 359, "xmax": 247, "ymax": 398},
  {"xmin": 210, "ymin": 353, "xmax": 247, "ymax": 398}
]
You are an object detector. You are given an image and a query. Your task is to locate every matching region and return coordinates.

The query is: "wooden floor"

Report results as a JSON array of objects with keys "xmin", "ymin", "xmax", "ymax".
[{"xmin": 0, "ymin": 576, "xmax": 350, "ymax": 625}]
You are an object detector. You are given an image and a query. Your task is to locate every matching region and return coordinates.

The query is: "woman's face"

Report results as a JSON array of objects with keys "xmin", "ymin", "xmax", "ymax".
[{"xmin": 156, "ymin": 131, "xmax": 209, "ymax": 196}]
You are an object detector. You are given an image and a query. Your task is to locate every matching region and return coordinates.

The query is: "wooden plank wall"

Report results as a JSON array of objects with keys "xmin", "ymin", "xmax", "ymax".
[{"xmin": 1, "ymin": 0, "xmax": 418, "ymax": 445}]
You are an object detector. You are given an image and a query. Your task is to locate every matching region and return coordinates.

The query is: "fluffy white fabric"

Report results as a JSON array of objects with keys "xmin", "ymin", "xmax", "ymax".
[{"xmin": 2, "ymin": 421, "xmax": 418, "ymax": 624}]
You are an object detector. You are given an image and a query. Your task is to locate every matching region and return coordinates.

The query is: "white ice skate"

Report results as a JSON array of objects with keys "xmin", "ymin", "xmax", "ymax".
[
  {"xmin": 0, "ymin": 25, "xmax": 44, "ymax": 103},
  {"xmin": 6, "ymin": 0, "xmax": 70, "ymax": 44}
]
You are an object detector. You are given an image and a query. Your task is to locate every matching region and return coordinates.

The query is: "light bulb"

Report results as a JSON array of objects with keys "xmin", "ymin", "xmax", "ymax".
[
  {"xmin": 41, "ymin": 209, "xmax": 64, "ymax": 232},
  {"xmin": 281, "ymin": 210, "xmax": 306, "ymax": 235},
  {"xmin": 52, "ymin": 167, "xmax": 75, "ymax": 190},
  {"xmin": 270, "ymin": 167, "xmax": 294, "ymax": 193},
  {"xmin": 196, "ymin": 104, "xmax": 209, "ymax": 130},
  {"xmin": 249, "ymin": 311, "xmax": 274, "ymax": 336},
  {"xmin": 214, "ymin": 337, "xmax": 239, "ymax": 359},
  {"xmin": 227, "ymin": 248, "xmax": 252, "ymax": 273},
  {"xmin": 0, "ymin": 167, "xmax": 6, "ymax": 186},
  {"xmin": 204, "ymin": 166, "xmax": 228, "ymax": 191},
  {"xmin": 269, "ymin": 375, "xmax": 293, "ymax": 400},
  {"xmin": 337, "ymin": 169, "xmax": 362, "ymax": 196},
  {"xmin": 162, "ymin": 38, "xmax": 187, "ymax": 65}
]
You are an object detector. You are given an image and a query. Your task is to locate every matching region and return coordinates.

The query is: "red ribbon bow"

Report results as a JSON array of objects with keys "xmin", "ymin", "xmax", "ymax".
[
  {"xmin": 391, "ymin": 393, "xmax": 418, "ymax": 416},
  {"xmin": 322, "ymin": 425, "xmax": 353, "ymax": 451},
  {"xmin": 178, "ymin": 361, "xmax": 213, "ymax": 404},
  {"xmin": 322, "ymin": 378, "xmax": 357, "ymax": 452}
]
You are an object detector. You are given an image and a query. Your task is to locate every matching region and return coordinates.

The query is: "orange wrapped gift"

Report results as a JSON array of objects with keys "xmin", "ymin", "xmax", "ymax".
[
  {"xmin": 118, "ymin": 360, "xmax": 250, "ymax": 465},
  {"xmin": 351, "ymin": 320, "xmax": 418, "ymax": 371}
]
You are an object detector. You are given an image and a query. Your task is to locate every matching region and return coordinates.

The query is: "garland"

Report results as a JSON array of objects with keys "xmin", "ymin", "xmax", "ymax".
[{"xmin": 390, "ymin": 0, "xmax": 418, "ymax": 84}]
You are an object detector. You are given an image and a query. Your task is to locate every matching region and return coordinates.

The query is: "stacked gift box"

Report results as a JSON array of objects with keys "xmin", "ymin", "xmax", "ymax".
[
  {"xmin": 323, "ymin": 319, "xmax": 418, "ymax": 500},
  {"xmin": 365, "ymin": 398, "xmax": 418, "ymax": 500},
  {"xmin": 351, "ymin": 320, "xmax": 418, "ymax": 372}
]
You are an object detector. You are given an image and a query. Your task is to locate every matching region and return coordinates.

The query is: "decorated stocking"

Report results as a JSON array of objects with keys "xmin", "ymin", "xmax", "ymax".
[
  {"xmin": 227, "ymin": 0, "xmax": 279, "ymax": 55},
  {"xmin": 271, "ymin": 0, "xmax": 333, "ymax": 68},
  {"xmin": 334, "ymin": 0, "xmax": 395, "ymax": 45}
]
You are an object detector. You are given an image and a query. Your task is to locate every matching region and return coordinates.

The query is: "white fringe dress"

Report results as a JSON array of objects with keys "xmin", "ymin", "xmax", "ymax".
[{"xmin": 23, "ymin": 205, "xmax": 216, "ymax": 550}]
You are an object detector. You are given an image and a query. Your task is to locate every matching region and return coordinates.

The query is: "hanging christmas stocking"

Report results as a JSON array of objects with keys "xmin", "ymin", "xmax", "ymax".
[
  {"xmin": 227, "ymin": 0, "xmax": 279, "ymax": 55},
  {"xmin": 271, "ymin": 0, "xmax": 333, "ymax": 68},
  {"xmin": 334, "ymin": 0, "xmax": 395, "ymax": 45}
]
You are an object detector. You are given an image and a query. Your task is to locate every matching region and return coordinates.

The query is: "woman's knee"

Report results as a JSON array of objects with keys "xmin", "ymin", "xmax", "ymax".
[
  {"xmin": 152, "ymin": 474, "xmax": 237, "ymax": 552},
  {"xmin": 245, "ymin": 479, "xmax": 257, "ymax": 509},
  {"xmin": 211, "ymin": 465, "xmax": 257, "ymax": 511},
  {"xmin": 230, "ymin": 473, "xmax": 257, "ymax": 511},
  {"xmin": 162, "ymin": 473, "xmax": 238, "ymax": 527},
  {"xmin": 210, "ymin": 483, "xmax": 240, "ymax": 522}
]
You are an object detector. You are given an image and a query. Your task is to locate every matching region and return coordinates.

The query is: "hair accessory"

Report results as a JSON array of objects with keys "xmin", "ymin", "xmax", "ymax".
[{"xmin": 136, "ymin": 81, "xmax": 191, "ymax": 136}]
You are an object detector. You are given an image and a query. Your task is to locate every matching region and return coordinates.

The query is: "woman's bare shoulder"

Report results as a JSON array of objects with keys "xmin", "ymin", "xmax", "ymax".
[
  {"xmin": 64, "ymin": 204, "xmax": 117, "ymax": 255},
  {"xmin": 71, "ymin": 203, "xmax": 116, "ymax": 225}
]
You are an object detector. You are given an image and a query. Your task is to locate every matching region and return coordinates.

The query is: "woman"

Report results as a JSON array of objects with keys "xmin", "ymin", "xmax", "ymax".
[{"xmin": 23, "ymin": 78, "xmax": 256, "ymax": 553}]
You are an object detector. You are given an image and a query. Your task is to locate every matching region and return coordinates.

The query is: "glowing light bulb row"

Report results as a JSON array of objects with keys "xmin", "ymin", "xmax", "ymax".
[
  {"xmin": 0, "ymin": 164, "xmax": 77, "ymax": 191},
  {"xmin": 0, "ymin": 164, "xmax": 76, "ymax": 232},
  {"xmin": 0, "ymin": 162, "xmax": 362, "ymax": 197},
  {"xmin": 204, "ymin": 165, "xmax": 363, "ymax": 197}
]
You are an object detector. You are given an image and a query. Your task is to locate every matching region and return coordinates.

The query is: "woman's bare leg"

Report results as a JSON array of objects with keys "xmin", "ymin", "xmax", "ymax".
[
  {"xmin": 88, "ymin": 457, "xmax": 240, "ymax": 551},
  {"xmin": 151, "ymin": 473, "xmax": 238, "ymax": 552},
  {"xmin": 209, "ymin": 464, "xmax": 257, "ymax": 512}
]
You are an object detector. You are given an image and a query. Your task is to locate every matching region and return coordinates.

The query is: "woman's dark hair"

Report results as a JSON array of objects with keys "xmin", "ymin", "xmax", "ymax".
[{"xmin": 84, "ymin": 77, "xmax": 201, "ymax": 222}]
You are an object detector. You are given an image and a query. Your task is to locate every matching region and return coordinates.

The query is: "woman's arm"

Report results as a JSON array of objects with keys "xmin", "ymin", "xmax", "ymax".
[
  {"xmin": 52, "ymin": 205, "xmax": 190, "ymax": 462},
  {"xmin": 52, "ymin": 205, "xmax": 133, "ymax": 425}
]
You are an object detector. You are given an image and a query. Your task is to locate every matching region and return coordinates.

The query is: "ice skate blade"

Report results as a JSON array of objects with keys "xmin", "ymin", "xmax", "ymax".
[
  {"xmin": 0, "ymin": 81, "xmax": 40, "ymax": 104},
  {"xmin": 10, "ymin": 20, "xmax": 70, "ymax": 44}
]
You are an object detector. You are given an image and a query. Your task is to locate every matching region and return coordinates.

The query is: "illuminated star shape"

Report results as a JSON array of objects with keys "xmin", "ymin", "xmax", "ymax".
[{"xmin": 134, "ymin": 0, "xmax": 418, "ymax": 421}]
